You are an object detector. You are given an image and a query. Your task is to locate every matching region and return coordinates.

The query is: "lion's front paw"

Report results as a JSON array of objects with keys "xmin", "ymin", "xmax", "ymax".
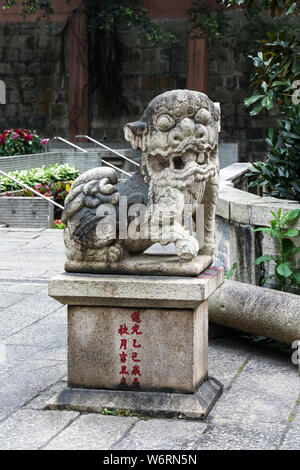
[
  {"xmin": 107, "ymin": 244, "xmax": 124, "ymax": 263},
  {"xmin": 175, "ymin": 237, "xmax": 199, "ymax": 262}
]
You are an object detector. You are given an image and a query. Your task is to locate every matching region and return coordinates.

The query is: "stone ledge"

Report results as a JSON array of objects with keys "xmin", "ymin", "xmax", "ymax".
[
  {"xmin": 48, "ymin": 267, "xmax": 224, "ymax": 308},
  {"xmin": 217, "ymin": 164, "xmax": 300, "ymax": 227},
  {"xmin": 46, "ymin": 377, "xmax": 223, "ymax": 420}
]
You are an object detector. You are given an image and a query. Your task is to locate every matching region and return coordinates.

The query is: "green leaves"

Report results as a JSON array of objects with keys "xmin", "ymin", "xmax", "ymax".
[
  {"xmin": 247, "ymin": 104, "xmax": 300, "ymax": 202},
  {"xmin": 276, "ymin": 262, "xmax": 293, "ymax": 277},
  {"xmin": 220, "ymin": 4, "xmax": 300, "ymax": 209},
  {"xmin": 225, "ymin": 262, "xmax": 238, "ymax": 279},
  {"xmin": 221, "ymin": 0, "xmax": 300, "ymax": 17},
  {"xmin": 3, "ymin": 1, "xmax": 177, "ymax": 45},
  {"xmin": 284, "ymin": 229, "xmax": 299, "ymax": 237},
  {"xmin": 283, "ymin": 209, "xmax": 300, "ymax": 222},
  {"xmin": 291, "ymin": 271, "xmax": 300, "ymax": 284},
  {"xmin": 102, "ymin": 408, "xmax": 133, "ymax": 417},
  {"xmin": 244, "ymin": 94, "xmax": 265, "ymax": 106},
  {"xmin": 246, "ymin": 30, "xmax": 300, "ymax": 116},
  {"xmin": 0, "ymin": 164, "xmax": 79, "ymax": 192},
  {"xmin": 254, "ymin": 255, "xmax": 274, "ymax": 265},
  {"xmin": 253, "ymin": 208, "xmax": 300, "ymax": 290}
]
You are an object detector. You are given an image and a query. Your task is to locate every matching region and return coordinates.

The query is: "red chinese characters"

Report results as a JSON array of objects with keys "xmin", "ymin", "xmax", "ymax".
[
  {"xmin": 118, "ymin": 324, "xmax": 129, "ymax": 335},
  {"xmin": 132, "ymin": 352, "xmax": 140, "ymax": 363},
  {"xmin": 132, "ymin": 365, "xmax": 141, "ymax": 376},
  {"xmin": 131, "ymin": 323, "xmax": 142, "ymax": 335},
  {"xmin": 119, "ymin": 352, "xmax": 127, "ymax": 363},
  {"xmin": 119, "ymin": 365, "xmax": 129, "ymax": 375},
  {"xmin": 131, "ymin": 311, "xmax": 141, "ymax": 323},
  {"xmin": 117, "ymin": 310, "xmax": 143, "ymax": 386}
]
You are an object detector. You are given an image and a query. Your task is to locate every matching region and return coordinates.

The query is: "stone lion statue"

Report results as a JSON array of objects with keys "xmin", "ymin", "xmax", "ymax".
[{"xmin": 62, "ymin": 89, "xmax": 220, "ymax": 274}]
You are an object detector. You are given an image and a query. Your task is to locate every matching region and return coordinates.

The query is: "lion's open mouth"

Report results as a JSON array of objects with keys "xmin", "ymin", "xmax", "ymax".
[
  {"xmin": 147, "ymin": 138, "xmax": 214, "ymax": 164},
  {"xmin": 145, "ymin": 137, "xmax": 216, "ymax": 181},
  {"xmin": 170, "ymin": 144, "xmax": 213, "ymax": 170},
  {"xmin": 171, "ymin": 150, "xmax": 197, "ymax": 170}
]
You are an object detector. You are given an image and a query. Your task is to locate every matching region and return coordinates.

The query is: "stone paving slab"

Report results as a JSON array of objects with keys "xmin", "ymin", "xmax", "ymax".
[
  {"xmin": 0, "ymin": 292, "xmax": 26, "ymax": 308},
  {"xmin": 0, "ymin": 409, "xmax": 79, "ymax": 450},
  {"xmin": 281, "ymin": 398, "xmax": 300, "ymax": 450},
  {"xmin": 0, "ymin": 293, "xmax": 62, "ymax": 338},
  {"xmin": 0, "ymin": 254, "xmax": 65, "ymax": 264},
  {"xmin": 0, "ymin": 228, "xmax": 299, "ymax": 450},
  {"xmin": 25, "ymin": 380, "xmax": 68, "ymax": 410},
  {"xmin": 5, "ymin": 305, "xmax": 67, "ymax": 346},
  {"xmin": 209, "ymin": 352, "xmax": 299, "ymax": 427},
  {"xmin": 208, "ymin": 337, "xmax": 252, "ymax": 389},
  {"xmin": 0, "ymin": 259, "xmax": 62, "ymax": 269},
  {"xmin": 0, "ymin": 269, "xmax": 49, "ymax": 281},
  {"xmin": 0, "ymin": 230, "xmax": 42, "ymax": 239},
  {"xmin": 0, "ymin": 411, "xmax": 9, "ymax": 422},
  {"xmin": 0, "ymin": 360, "xmax": 66, "ymax": 415},
  {"xmin": 44, "ymin": 414, "xmax": 138, "ymax": 450},
  {"xmin": 112, "ymin": 418, "xmax": 208, "ymax": 451},
  {"xmin": 194, "ymin": 422, "xmax": 287, "ymax": 450},
  {"xmin": 0, "ymin": 241, "xmax": 29, "ymax": 251},
  {"xmin": 3, "ymin": 343, "xmax": 66, "ymax": 363},
  {"xmin": 0, "ymin": 282, "xmax": 47, "ymax": 294},
  {"xmin": 0, "ymin": 228, "xmax": 45, "ymax": 233}
]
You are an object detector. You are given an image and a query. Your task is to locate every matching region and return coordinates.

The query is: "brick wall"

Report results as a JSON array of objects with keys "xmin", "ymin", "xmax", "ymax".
[
  {"xmin": 0, "ymin": 21, "xmax": 69, "ymax": 138},
  {"xmin": 90, "ymin": 18, "xmax": 189, "ymax": 142},
  {"xmin": 207, "ymin": 10, "xmax": 281, "ymax": 163},
  {"xmin": 0, "ymin": 14, "xmax": 289, "ymax": 162}
]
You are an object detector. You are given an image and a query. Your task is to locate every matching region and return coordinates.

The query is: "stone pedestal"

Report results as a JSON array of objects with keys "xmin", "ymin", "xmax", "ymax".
[{"xmin": 48, "ymin": 266, "xmax": 224, "ymax": 419}]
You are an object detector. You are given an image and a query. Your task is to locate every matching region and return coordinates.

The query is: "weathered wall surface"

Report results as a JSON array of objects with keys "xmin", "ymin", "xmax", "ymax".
[
  {"xmin": 0, "ymin": 21, "xmax": 69, "ymax": 138},
  {"xmin": 207, "ymin": 9, "xmax": 282, "ymax": 163},
  {"xmin": 0, "ymin": 12, "xmax": 289, "ymax": 162},
  {"xmin": 215, "ymin": 163, "xmax": 300, "ymax": 294},
  {"xmin": 90, "ymin": 18, "xmax": 189, "ymax": 142}
]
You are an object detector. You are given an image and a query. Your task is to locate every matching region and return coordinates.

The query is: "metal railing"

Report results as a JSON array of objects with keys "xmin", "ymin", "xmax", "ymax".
[
  {"xmin": 95, "ymin": 157, "xmax": 131, "ymax": 177},
  {"xmin": 75, "ymin": 135, "xmax": 139, "ymax": 168},
  {"xmin": 52, "ymin": 136, "xmax": 132, "ymax": 177},
  {"xmin": 0, "ymin": 169, "xmax": 64, "ymax": 210},
  {"xmin": 53, "ymin": 136, "xmax": 88, "ymax": 153},
  {"xmin": 0, "ymin": 136, "xmax": 136, "ymax": 214}
]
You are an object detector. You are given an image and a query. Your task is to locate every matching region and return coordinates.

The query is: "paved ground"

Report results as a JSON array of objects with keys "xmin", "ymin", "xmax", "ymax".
[{"xmin": 0, "ymin": 227, "xmax": 299, "ymax": 450}]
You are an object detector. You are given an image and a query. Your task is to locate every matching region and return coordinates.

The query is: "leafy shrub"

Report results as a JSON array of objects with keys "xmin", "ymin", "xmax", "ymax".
[
  {"xmin": 0, "ymin": 164, "xmax": 79, "ymax": 192},
  {"xmin": 0, "ymin": 129, "xmax": 48, "ymax": 156},
  {"xmin": 248, "ymin": 107, "xmax": 300, "ymax": 201},
  {"xmin": 218, "ymin": 1, "xmax": 300, "ymax": 202},
  {"xmin": 245, "ymin": 29, "xmax": 300, "ymax": 201},
  {"xmin": 253, "ymin": 208, "xmax": 300, "ymax": 291}
]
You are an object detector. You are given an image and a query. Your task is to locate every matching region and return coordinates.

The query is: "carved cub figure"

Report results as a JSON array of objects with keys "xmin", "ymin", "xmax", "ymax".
[{"xmin": 62, "ymin": 90, "xmax": 220, "ymax": 271}]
